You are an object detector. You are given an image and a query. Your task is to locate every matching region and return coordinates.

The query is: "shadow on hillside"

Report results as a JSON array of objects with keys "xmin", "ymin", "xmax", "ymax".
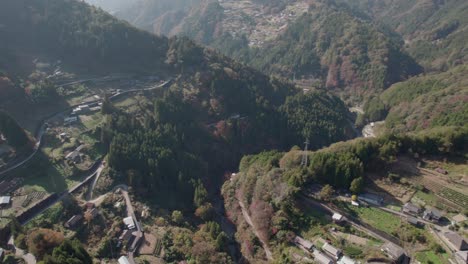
[{"xmin": 15, "ymin": 151, "xmax": 68, "ymax": 194}]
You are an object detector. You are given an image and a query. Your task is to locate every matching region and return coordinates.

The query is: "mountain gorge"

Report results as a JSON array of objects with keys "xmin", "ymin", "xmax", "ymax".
[
  {"xmin": 340, "ymin": 0, "xmax": 468, "ymax": 71},
  {"xmin": 91, "ymin": 0, "xmax": 423, "ymax": 103},
  {"xmin": 0, "ymin": 0, "xmax": 466, "ymax": 263}
]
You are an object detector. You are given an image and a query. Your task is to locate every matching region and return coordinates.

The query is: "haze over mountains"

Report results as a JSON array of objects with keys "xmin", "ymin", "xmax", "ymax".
[{"xmin": 0, "ymin": 0, "xmax": 466, "ymax": 263}]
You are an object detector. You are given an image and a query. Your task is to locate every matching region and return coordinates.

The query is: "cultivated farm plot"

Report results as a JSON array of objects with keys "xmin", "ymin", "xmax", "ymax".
[{"xmin": 412, "ymin": 177, "xmax": 467, "ymax": 210}]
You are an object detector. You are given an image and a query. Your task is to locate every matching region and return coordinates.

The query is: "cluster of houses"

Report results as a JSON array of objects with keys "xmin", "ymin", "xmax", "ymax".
[
  {"xmin": 64, "ymin": 202, "xmax": 99, "ymax": 229},
  {"xmin": 64, "ymin": 101, "xmax": 102, "ymax": 125},
  {"xmin": 71, "ymin": 103, "xmax": 101, "ymax": 116},
  {"xmin": 294, "ymin": 213, "xmax": 358, "ymax": 264},
  {"xmin": 443, "ymin": 232, "xmax": 468, "ymax": 264},
  {"xmin": 65, "ymin": 144, "xmax": 86, "ymax": 164},
  {"xmin": 402, "ymin": 202, "xmax": 443, "ymax": 226},
  {"xmin": 294, "ymin": 235, "xmax": 357, "ymax": 264},
  {"xmin": 118, "ymin": 216, "xmax": 143, "ymax": 252}
]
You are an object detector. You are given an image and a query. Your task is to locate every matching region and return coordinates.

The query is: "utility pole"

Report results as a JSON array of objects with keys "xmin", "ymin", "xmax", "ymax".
[{"xmin": 301, "ymin": 139, "xmax": 309, "ymax": 167}]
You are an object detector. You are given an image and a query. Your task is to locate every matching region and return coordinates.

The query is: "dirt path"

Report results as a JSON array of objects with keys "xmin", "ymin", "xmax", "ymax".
[
  {"xmin": 8, "ymin": 236, "xmax": 37, "ymax": 264},
  {"xmin": 238, "ymin": 200, "xmax": 273, "ymax": 261}
]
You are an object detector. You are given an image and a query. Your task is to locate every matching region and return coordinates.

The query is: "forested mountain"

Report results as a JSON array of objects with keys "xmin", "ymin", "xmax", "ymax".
[
  {"xmin": 339, "ymin": 0, "xmax": 468, "ymax": 71},
  {"xmin": 88, "ymin": 0, "xmax": 423, "ymax": 103},
  {"xmin": 1, "ymin": 0, "xmax": 354, "ymax": 204},
  {"xmin": 222, "ymin": 126, "xmax": 467, "ymax": 262},
  {"xmin": 243, "ymin": 3, "xmax": 422, "ymax": 102},
  {"xmin": 362, "ymin": 65, "xmax": 468, "ymax": 132},
  {"xmin": 1, "ymin": 0, "xmax": 169, "ymax": 74}
]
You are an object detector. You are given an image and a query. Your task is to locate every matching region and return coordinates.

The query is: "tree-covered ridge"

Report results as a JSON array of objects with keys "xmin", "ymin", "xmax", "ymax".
[
  {"xmin": 243, "ymin": 2, "xmax": 421, "ymax": 102},
  {"xmin": 102, "ymin": 83, "xmax": 353, "ymax": 208},
  {"xmin": 222, "ymin": 126, "xmax": 467, "ymax": 262},
  {"xmin": 1, "ymin": 0, "xmax": 169, "ymax": 73},
  {"xmin": 340, "ymin": 0, "xmax": 468, "ymax": 70},
  {"xmin": 363, "ymin": 65, "xmax": 468, "ymax": 132},
  {"xmin": 0, "ymin": 110, "xmax": 31, "ymax": 150}
]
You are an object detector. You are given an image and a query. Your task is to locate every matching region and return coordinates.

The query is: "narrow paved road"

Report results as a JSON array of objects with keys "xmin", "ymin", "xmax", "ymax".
[
  {"xmin": 119, "ymin": 186, "xmax": 143, "ymax": 264},
  {"xmin": 238, "ymin": 200, "xmax": 273, "ymax": 260},
  {"xmin": 0, "ymin": 79, "xmax": 172, "ymax": 178}
]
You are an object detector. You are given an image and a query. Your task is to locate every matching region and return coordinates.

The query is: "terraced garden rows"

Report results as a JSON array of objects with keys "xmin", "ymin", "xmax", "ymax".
[{"xmin": 413, "ymin": 177, "xmax": 467, "ymax": 210}]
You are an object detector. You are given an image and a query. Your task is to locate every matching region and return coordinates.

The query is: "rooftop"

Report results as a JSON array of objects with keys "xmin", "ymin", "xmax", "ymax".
[
  {"xmin": 382, "ymin": 242, "xmax": 405, "ymax": 260},
  {"xmin": 444, "ymin": 232, "xmax": 468, "ymax": 251},
  {"xmin": 425, "ymin": 208, "xmax": 443, "ymax": 218},
  {"xmin": 322, "ymin": 242, "xmax": 342, "ymax": 258},
  {"xmin": 118, "ymin": 256, "xmax": 131, "ymax": 264},
  {"xmin": 123, "ymin": 216, "xmax": 135, "ymax": 229},
  {"xmin": 455, "ymin": 251, "xmax": 468, "ymax": 263},
  {"xmin": 338, "ymin": 256, "xmax": 356, "ymax": 264},
  {"xmin": 332, "ymin": 213, "xmax": 344, "ymax": 221},
  {"xmin": 403, "ymin": 202, "xmax": 421, "ymax": 213},
  {"xmin": 294, "ymin": 236, "xmax": 313, "ymax": 250},
  {"xmin": 313, "ymin": 250, "xmax": 333, "ymax": 264},
  {"xmin": 0, "ymin": 196, "xmax": 11, "ymax": 205}
]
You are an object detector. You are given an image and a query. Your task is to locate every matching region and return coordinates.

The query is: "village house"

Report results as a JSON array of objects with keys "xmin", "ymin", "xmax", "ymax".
[
  {"xmin": 86, "ymin": 208, "xmax": 99, "ymax": 219},
  {"xmin": 65, "ymin": 144, "xmax": 85, "ymax": 164},
  {"xmin": 423, "ymin": 208, "xmax": 443, "ymax": 222},
  {"xmin": 58, "ymin": 132, "xmax": 68, "ymax": 141},
  {"xmin": 338, "ymin": 256, "xmax": 357, "ymax": 264},
  {"xmin": 358, "ymin": 193, "xmax": 384, "ymax": 206},
  {"xmin": 313, "ymin": 250, "xmax": 333, "ymax": 264},
  {"xmin": 455, "ymin": 251, "xmax": 468, "ymax": 264},
  {"xmin": 381, "ymin": 242, "xmax": 407, "ymax": 263},
  {"xmin": 119, "ymin": 229, "xmax": 133, "ymax": 242},
  {"xmin": 402, "ymin": 202, "xmax": 421, "ymax": 216},
  {"xmin": 322, "ymin": 242, "xmax": 342, "ymax": 260},
  {"xmin": 443, "ymin": 232, "xmax": 468, "ymax": 251},
  {"xmin": 332, "ymin": 213, "xmax": 345, "ymax": 223},
  {"xmin": 64, "ymin": 116, "xmax": 78, "ymax": 125},
  {"xmin": 293, "ymin": 236, "xmax": 314, "ymax": 251},
  {"xmin": 406, "ymin": 217, "xmax": 424, "ymax": 227},
  {"xmin": 123, "ymin": 216, "xmax": 136, "ymax": 229},
  {"xmin": 0, "ymin": 196, "xmax": 11, "ymax": 208},
  {"xmin": 65, "ymin": 214, "xmax": 83, "ymax": 229},
  {"xmin": 118, "ymin": 255, "xmax": 131, "ymax": 264}
]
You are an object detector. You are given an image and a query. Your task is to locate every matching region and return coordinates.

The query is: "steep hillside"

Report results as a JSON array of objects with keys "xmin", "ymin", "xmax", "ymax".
[
  {"xmin": 222, "ymin": 126, "xmax": 467, "ymax": 262},
  {"xmin": 379, "ymin": 65, "xmax": 468, "ymax": 132},
  {"xmin": 244, "ymin": 3, "xmax": 421, "ymax": 102},
  {"xmin": 0, "ymin": 0, "xmax": 354, "ymax": 195},
  {"xmin": 91, "ymin": 0, "xmax": 421, "ymax": 103},
  {"xmin": 1, "ymin": 0, "xmax": 170, "ymax": 74},
  {"xmin": 341, "ymin": 0, "xmax": 468, "ymax": 70}
]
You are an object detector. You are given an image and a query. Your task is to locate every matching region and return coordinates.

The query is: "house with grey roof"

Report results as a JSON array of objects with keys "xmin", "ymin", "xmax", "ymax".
[
  {"xmin": 322, "ymin": 242, "xmax": 342, "ymax": 260},
  {"xmin": 455, "ymin": 251, "xmax": 468, "ymax": 264},
  {"xmin": 444, "ymin": 232, "xmax": 468, "ymax": 251},
  {"xmin": 402, "ymin": 202, "xmax": 421, "ymax": 216},
  {"xmin": 293, "ymin": 236, "xmax": 314, "ymax": 251},
  {"xmin": 65, "ymin": 214, "xmax": 83, "ymax": 229},
  {"xmin": 313, "ymin": 250, "xmax": 333, "ymax": 264},
  {"xmin": 381, "ymin": 242, "xmax": 407, "ymax": 263},
  {"xmin": 358, "ymin": 193, "xmax": 384, "ymax": 206},
  {"xmin": 423, "ymin": 208, "xmax": 443, "ymax": 222}
]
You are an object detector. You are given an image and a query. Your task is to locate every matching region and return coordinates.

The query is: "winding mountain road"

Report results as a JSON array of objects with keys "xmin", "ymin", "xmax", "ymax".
[
  {"xmin": 0, "ymin": 79, "xmax": 172, "ymax": 178},
  {"xmin": 238, "ymin": 200, "xmax": 273, "ymax": 261}
]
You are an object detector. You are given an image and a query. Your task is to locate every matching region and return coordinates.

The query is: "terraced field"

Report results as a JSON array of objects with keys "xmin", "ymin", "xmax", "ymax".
[{"xmin": 412, "ymin": 177, "xmax": 467, "ymax": 210}]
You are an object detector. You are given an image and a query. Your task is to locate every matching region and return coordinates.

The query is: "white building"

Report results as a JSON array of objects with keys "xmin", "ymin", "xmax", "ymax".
[
  {"xmin": 118, "ymin": 256, "xmax": 130, "ymax": 264},
  {"xmin": 123, "ymin": 216, "xmax": 135, "ymax": 229}
]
